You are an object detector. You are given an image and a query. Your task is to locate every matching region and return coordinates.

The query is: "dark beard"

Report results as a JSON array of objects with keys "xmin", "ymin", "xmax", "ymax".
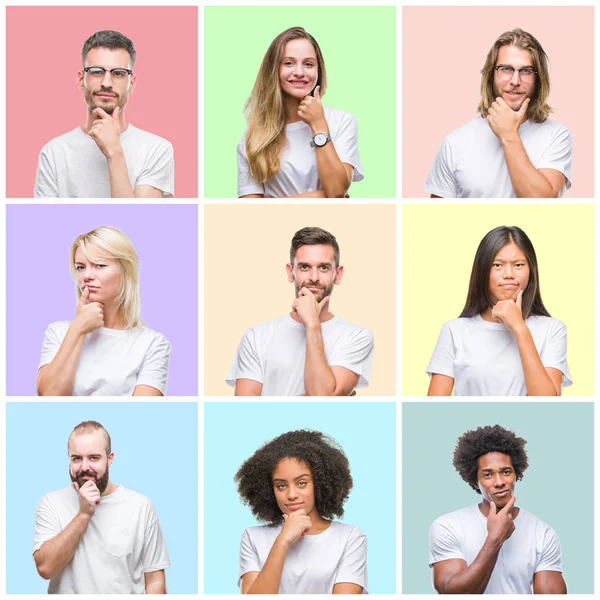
[
  {"xmin": 70, "ymin": 467, "xmax": 109, "ymax": 494},
  {"xmin": 295, "ymin": 281, "xmax": 334, "ymax": 302}
]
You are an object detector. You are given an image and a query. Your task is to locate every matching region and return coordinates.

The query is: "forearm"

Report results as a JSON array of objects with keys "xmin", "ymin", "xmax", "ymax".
[
  {"xmin": 145, "ymin": 570, "xmax": 167, "ymax": 594},
  {"xmin": 502, "ymin": 135, "xmax": 556, "ymax": 198},
  {"xmin": 35, "ymin": 512, "xmax": 90, "ymax": 579},
  {"xmin": 304, "ymin": 324, "xmax": 337, "ymax": 396},
  {"xmin": 514, "ymin": 326, "xmax": 559, "ymax": 395},
  {"xmin": 311, "ymin": 121, "xmax": 350, "ymax": 198},
  {"xmin": 444, "ymin": 537, "xmax": 502, "ymax": 594},
  {"xmin": 106, "ymin": 150, "xmax": 135, "ymax": 198},
  {"xmin": 37, "ymin": 326, "xmax": 85, "ymax": 396},
  {"xmin": 246, "ymin": 538, "xmax": 290, "ymax": 594},
  {"xmin": 286, "ymin": 190, "xmax": 327, "ymax": 198}
]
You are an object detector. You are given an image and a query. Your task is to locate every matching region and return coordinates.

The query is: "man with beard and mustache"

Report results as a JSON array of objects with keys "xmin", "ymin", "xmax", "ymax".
[
  {"xmin": 425, "ymin": 28, "xmax": 572, "ymax": 198},
  {"xmin": 33, "ymin": 421, "xmax": 170, "ymax": 593},
  {"xmin": 34, "ymin": 30, "xmax": 174, "ymax": 198},
  {"xmin": 227, "ymin": 226, "xmax": 374, "ymax": 396}
]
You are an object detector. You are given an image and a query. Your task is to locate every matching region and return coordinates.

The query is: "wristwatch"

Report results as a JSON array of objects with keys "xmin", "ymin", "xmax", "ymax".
[{"xmin": 310, "ymin": 132, "xmax": 331, "ymax": 148}]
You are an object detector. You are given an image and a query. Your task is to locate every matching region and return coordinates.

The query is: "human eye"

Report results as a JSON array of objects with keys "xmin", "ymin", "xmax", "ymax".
[
  {"xmin": 500, "ymin": 66, "xmax": 514, "ymax": 74},
  {"xmin": 112, "ymin": 69, "xmax": 127, "ymax": 78},
  {"xmin": 482, "ymin": 472, "xmax": 491, "ymax": 478},
  {"xmin": 75, "ymin": 265, "xmax": 84, "ymax": 271},
  {"xmin": 88, "ymin": 67, "xmax": 104, "ymax": 77},
  {"xmin": 492, "ymin": 262, "xmax": 502, "ymax": 268},
  {"xmin": 275, "ymin": 483, "xmax": 286, "ymax": 490},
  {"xmin": 320, "ymin": 265, "xmax": 329, "ymax": 271},
  {"xmin": 90, "ymin": 456, "xmax": 99, "ymax": 461},
  {"xmin": 297, "ymin": 480, "xmax": 307, "ymax": 487},
  {"xmin": 96, "ymin": 263, "xmax": 107, "ymax": 268},
  {"xmin": 520, "ymin": 68, "xmax": 534, "ymax": 76}
]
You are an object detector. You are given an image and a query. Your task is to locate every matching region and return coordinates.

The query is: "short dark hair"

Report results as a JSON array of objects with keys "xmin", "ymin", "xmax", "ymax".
[
  {"xmin": 69, "ymin": 420, "xmax": 112, "ymax": 455},
  {"xmin": 234, "ymin": 430, "xmax": 353, "ymax": 524},
  {"xmin": 81, "ymin": 30, "xmax": 136, "ymax": 67},
  {"xmin": 289, "ymin": 227, "xmax": 340, "ymax": 267},
  {"xmin": 459, "ymin": 225, "xmax": 550, "ymax": 320},
  {"xmin": 453, "ymin": 425, "xmax": 529, "ymax": 493}
]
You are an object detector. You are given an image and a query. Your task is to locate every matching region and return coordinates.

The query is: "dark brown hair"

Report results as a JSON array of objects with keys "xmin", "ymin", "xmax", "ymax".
[
  {"xmin": 69, "ymin": 420, "xmax": 112, "ymax": 455},
  {"xmin": 290, "ymin": 227, "xmax": 340, "ymax": 267},
  {"xmin": 82, "ymin": 30, "xmax": 136, "ymax": 67},
  {"xmin": 459, "ymin": 226, "xmax": 550, "ymax": 320}
]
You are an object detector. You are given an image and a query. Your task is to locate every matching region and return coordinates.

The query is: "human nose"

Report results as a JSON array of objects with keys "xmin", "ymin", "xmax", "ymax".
[
  {"xmin": 100, "ymin": 70, "xmax": 114, "ymax": 87},
  {"xmin": 493, "ymin": 473, "xmax": 505, "ymax": 487},
  {"xmin": 286, "ymin": 485, "xmax": 299, "ymax": 499},
  {"xmin": 509, "ymin": 69, "xmax": 522, "ymax": 86},
  {"xmin": 502, "ymin": 264, "xmax": 515, "ymax": 279}
]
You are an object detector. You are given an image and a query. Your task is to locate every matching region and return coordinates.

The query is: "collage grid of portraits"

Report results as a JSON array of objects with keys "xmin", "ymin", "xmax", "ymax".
[{"xmin": 0, "ymin": 0, "xmax": 599, "ymax": 598}]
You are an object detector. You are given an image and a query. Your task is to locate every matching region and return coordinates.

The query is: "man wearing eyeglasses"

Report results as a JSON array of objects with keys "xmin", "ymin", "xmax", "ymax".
[
  {"xmin": 34, "ymin": 30, "xmax": 174, "ymax": 198},
  {"xmin": 425, "ymin": 28, "xmax": 571, "ymax": 198}
]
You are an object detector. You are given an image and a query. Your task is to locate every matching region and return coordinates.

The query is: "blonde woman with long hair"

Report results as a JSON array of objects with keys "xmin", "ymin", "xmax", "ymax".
[
  {"xmin": 237, "ymin": 27, "xmax": 363, "ymax": 198},
  {"xmin": 37, "ymin": 226, "xmax": 171, "ymax": 396}
]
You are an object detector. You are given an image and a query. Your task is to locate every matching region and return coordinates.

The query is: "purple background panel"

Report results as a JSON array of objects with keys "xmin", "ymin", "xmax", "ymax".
[{"xmin": 7, "ymin": 204, "xmax": 198, "ymax": 396}]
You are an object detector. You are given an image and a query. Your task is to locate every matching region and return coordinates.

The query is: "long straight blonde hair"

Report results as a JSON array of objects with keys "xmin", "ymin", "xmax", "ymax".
[
  {"xmin": 477, "ymin": 28, "xmax": 552, "ymax": 124},
  {"xmin": 244, "ymin": 27, "xmax": 327, "ymax": 184},
  {"xmin": 70, "ymin": 226, "xmax": 142, "ymax": 329}
]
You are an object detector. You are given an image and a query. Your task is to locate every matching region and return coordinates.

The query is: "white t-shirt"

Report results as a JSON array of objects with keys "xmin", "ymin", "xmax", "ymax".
[
  {"xmin": 34, "ymin": 125, "xmax": 174, "ymax": 198},
  {"xmin": 237, "ymin": 106, "xmax": 364, "ymax": 197},
  {"xmin": 226, "ymin": 314, "xmax": 374, "ymax": 396},
  {"xmin": 239, "ymin": 521, "xmax": 368, "ymax": 594},
  {"xmin": 425, "ymin": 117, "xmax": 572, "ymax": 198},
  {"xmin": 33, "ymin": 485, "xmax": 170, "ymax": 594},
  {"xmin": 426, "ymin": 315, "xmax": 572, "ymax": 396},
  {"xmin": 429, "ymin": 504, "xmax": 563, "ymax": 594},
  {"xmin": 39, "ymin": 321, "xmax": 171, "ymax": 396}
]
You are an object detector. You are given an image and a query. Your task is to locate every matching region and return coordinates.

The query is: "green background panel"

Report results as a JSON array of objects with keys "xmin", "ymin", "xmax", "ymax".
[
  {"xmin": 204, "ymin": 6, "xmax": 396, "ymax": 198},
  {"xmin": 402, "ymin": 402, "xmax": 593, "ymax": 594}
]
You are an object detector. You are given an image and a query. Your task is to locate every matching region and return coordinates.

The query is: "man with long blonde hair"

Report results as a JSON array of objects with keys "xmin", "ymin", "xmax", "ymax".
[{"xmin": 426, "ymin": 28, "xmax": 571, "ymax": 198}]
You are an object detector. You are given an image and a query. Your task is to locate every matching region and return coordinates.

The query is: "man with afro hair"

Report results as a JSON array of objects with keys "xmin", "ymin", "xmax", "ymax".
[{"xmin": 429, "ymin": 424, "xmax": 566, "ymax": 594}]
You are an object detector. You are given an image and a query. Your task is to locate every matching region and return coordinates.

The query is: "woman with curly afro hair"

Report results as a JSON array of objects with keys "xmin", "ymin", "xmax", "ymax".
[
  {"xmin": 234, "ymin": 429, "xmax": 367, "ymax": 594},
  {"xmin": 428, "ymin": 425, "xmax": 566, "ymax": 594}
]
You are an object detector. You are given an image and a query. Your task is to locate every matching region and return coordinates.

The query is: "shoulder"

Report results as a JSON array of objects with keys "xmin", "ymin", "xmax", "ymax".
[
  {"xmin": 244, "ymin": 315, "xmax": 293, "ymax": 336},
  {"xmin": 331, "ymin": 520, "xmax": 366, "ymax": 541},
  {"xmin": 324, "ymin": 106, "xmax": 358, "ymax": 128},
  {"xmin": 330, "ymin": 316, "xmax": 373, "ymax": 341},
  {"xmin": 242, "ymin": 523, "xmax": 281, "ymax": 542},
  {"xmin": 39, "ymin": 485, "xmax": 75, "ymax": 506},
  {"xmin": 444, "ymin": 117, "xmax": 488, "ymax": 144},
  {"xmin": 439, "ymin": 316, "xmax": 476, "ymax": 334},
  {"xmin": 532, "ymin": 119, "xmax": 570, "ymax": 136},
  {"xmin": 44, "ymin": 320, "xmax": 71, "ymax": 337},
  {"xmin": 431, "ymin": 505, "xmax": 477, "ymax": 531},
  {"xmin": 138, "ymin": 326, "xmax": 171, "ymax": 346},
  {"xmin": 527, "ymin": 315, "xmax": 567, "ymax": 334},
  {"xmin": 40, "ymin": 128, "xmax": 85, "ymax": 154},
  {"xmin": 117, "ymin": 486, "xmax": 156, "ymax": 511},
  {"xmin": 126, "ymin": 125, "xmax": 173, "ymax": 151}
]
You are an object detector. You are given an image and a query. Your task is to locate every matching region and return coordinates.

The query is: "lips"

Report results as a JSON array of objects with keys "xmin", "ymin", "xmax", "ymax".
[
  {"xmin": 494, "ymin": 490, "xmax": 510, "ymax": 498},
  {"xmin": 286, "ymin": 503, "xmax": 304, "ymax": 510}
]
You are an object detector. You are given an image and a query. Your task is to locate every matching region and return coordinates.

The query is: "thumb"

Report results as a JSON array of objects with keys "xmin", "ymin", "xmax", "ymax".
[
  {"xmin": 489, "ymin": 501, "xmax": 496, "ymax": 514},
  {"xmin": 519, "ymin": 97, "xmax": 530, "ymax": 117},
  {"xmin": 314, "ymin": 85, "xmax": 321, "ymax": 100},
  {"xmin": 282, "ymin": 513, "xmax": 288, "ymax": 521},
  {"xmin": 73, "ymin": 481, "xmax": 80, "ymax": 492},
  {"xmin": 113, "ymin": 106, "xmax": 120, "ymax": 118},
  {"xmin": 318, "ymin": 294, "xmax": 330, "ymax": 310},
  {"xmin": 516, "ymin": 289, "xmax": 524, "ymax": 308},
  {"xmin": 79, "ymin": 286, "xmax": 90, "ymax": 305}
]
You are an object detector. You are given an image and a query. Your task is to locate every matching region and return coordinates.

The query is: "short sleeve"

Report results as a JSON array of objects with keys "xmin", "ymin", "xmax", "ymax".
[
  {"xmin": 238, "ymin": 529, "xmax": 260, "ymax": 586},
  {"xmin": 328, "ymin": 327, "xmax": 374, "ymax": 388},
  {"xmin": 136, "ymin": 140, "xmax": 174, "ymax": 197},
  {"xmin": 538, "ymin": 125, "xmax": 572, "ymax": 190},
  {"xmin": 332, "ymin": 112, "xmax": 364, "ymax": 182},
  {"xmin": 237, "ymin": 141, "xmax": 265, "ymax": 197},
  {"xmin": 34, "ymin": 145, "xmax": 59, "ymax": 198},
  {"xmin": 136, "ymin": 333, "xmax": 172, "ymax": 395},
  {"xmin": 535, "ymin": 527, "xmax": 563, "ymax": 573},
  {"xmin": 39, "ymin": 322, "xmax": 66, "ymax": 370},
  {"xmin": 335, "ymin": 527, "xmax": 368, "ymax": 592},
  {"xmin": 540, "ymin": 320, "xmax": 572, "ymax": 388},
  {"xmin": 33, "ymin": 495, "xmax": 61, "ymax": 553},
  {"xmin": 226, "ymin": 328, "xmax": 263, "ymax": 388},
  {"xmin": 425, "ymin": 137, "xmax": 458, "ymax": 198},
  {"xmin": 140, "ymin": 503, "xmax": 171, "ymax": 573},
  {"xmin": 428, "ymin": 518, "xmax": 464, "ymax": 567},
  {"xmin": 426, "ymin": 322, "xmax": 456, "ymax": 379}
]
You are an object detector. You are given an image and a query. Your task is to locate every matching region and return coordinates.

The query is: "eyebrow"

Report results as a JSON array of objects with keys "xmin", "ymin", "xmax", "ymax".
[
  {"xmin": 481, "ymin": 466, "xmax": 513, "ymax": 472},
  {"xmin": 273, "ymin": 474, "xmax": 310, "ymax": 483},
  {"xmin": 297, "ymin": 262, "xmax": 333, "ymax": 268},
  {"xmin": 492, "ymin": 258, "xmax": 527, "ymax": 262},
  {"xmin": 282, "ymin": 56, "xmax": 316, "ymax": 61},
  {"xmin": 496, "ymin": 63, "xmax": 534, "ymax": 69},
  {"xmin": 70, "ymin": 453, "xmax": 102, "ymax": 458}
]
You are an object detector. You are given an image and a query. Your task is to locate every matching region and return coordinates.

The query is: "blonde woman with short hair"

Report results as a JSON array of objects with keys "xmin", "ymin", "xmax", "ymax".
[
  {"xmin": 37, "ymin": 226, "xmax": 171, "ymax": 396},
  {"xmin": 237, "ymin": 27, "xmax": 363, "ymax": 199}
]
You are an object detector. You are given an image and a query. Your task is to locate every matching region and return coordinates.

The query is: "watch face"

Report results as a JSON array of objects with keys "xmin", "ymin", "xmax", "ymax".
[{"xmin": 314, "ymin": 133, "xmax": 328, "ymax": 146}]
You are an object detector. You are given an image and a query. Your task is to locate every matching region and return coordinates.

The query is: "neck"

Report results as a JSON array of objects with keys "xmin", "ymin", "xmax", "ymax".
[
  {"xmin": 101, "ymin": 481, "xmax": 118, "ymax": 497},
  {"xmin": 102, "ymin": 303, "xmax": 127, "ymax": 329},
  {"xmin": 304, "ymin": 510, "xmax": 330, "ymax": 535},
  {"xmin": 284, "ymin": 96, "xmax": 302, "ymax": 124},
  {"xmin": 479, "ymin": 498, "xmax": 519, "ymax": 518},
  {"xmin": 480, "ymin": 307, "xmax": 496, "ymax": 322},
  {"xmin": 81, "ymin": 107, "xmax": 128, "ymax": 134}
]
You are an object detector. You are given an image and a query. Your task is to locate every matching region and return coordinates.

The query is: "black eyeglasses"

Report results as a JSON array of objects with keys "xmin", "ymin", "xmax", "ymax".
[
  {"xmin": 84, "ymin": 67, "xmax": 133, "ymax": 81},
  {"xmin": 494, "ymin": 65, "xmax": 537, "ymax": 82}
]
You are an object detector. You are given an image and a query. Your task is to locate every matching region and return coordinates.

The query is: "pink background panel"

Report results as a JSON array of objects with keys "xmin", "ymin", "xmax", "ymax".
[
  {"xmin": 7, "ymin": 6, "xmax": 198, "ymax": 198},
  {"xmin": 402, "ymin": 7, "xmax": 594, "ymax": 198}
]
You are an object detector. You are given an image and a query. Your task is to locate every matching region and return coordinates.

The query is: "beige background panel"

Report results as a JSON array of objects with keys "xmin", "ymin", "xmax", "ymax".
[
  {"xmin": 402, "ymin": 204, "xmax": 594, "ymax": 396},
  {"xmin": 205, "ymin": 204, "xmax": 396, "ymax": 396}
]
